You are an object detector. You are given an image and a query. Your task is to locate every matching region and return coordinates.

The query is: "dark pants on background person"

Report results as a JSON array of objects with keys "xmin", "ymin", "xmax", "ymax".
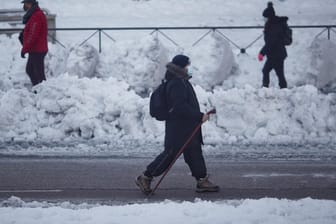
[
  {"xmin": 26, "ymin": 53, "xmax": 47, "ymax": 86},
  {"xmin": 144, "ymin": 138, "xmax": 207, "ymax": 180},
  {"xmin": 262, "ymin": 58, "xmax": 287, "ymax": 88}
]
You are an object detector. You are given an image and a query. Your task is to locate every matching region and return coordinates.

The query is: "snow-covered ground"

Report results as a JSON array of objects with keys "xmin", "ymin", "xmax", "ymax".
[
  {"xmin": 1, "ymin": 0, "xmax": 336, "ymax": 150},
  {"xmin": 1, "ymin": 1, "xmax": 336, "ymax": 221},
  {"xmin": 1, "ymin": 197, "xmax": 336, "ymax": 224}
]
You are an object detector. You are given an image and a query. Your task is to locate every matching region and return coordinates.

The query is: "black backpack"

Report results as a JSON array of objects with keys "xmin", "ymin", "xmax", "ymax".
[
  {"xmin": 149, "ymin": 80, "xmax": 171, "ymax": 121},
  {"xmin": 283, "ymin": 22, "xmax": 293, "ymax": 46}
]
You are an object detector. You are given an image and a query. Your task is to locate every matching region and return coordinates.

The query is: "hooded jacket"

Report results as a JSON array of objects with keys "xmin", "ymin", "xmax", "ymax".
[
  {"xmin": 260, "ymin": 16, "xmax": 288, "ymax": 60},
  {"xmin": 164, "ymin": 63, "xmax": 204, "ymax": 149}
]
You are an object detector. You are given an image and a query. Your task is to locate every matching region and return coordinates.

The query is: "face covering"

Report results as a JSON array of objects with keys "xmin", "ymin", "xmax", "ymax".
[{"xmin": 187, "ymin": 67, "xmax": 193, "ymax": 76}]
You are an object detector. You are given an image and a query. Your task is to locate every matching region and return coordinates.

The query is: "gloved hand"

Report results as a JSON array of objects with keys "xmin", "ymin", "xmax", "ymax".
[
  {"xmin": 258, "ymin": 54, "xmax": 264, "ymax": 61},
  {"xmin": 21, "ymin": 51, "xmax": 26, "ymax": 59}
]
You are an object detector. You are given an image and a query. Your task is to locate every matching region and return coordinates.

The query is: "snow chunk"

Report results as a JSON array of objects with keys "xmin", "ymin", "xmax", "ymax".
[
  {"xmin": 66, "ymin": 44, "xmax": 99, "ymax": 78},
  {"xmin": 98, "ymin": 35, "xmax": 169, "ymax": 95},
  {"xmin": 310, "ymin": 39, "xmax": 336, "ymax": 92},
  {"xmin": 190, "ymin": 32, "xmax": 235, "ymax": 90}
]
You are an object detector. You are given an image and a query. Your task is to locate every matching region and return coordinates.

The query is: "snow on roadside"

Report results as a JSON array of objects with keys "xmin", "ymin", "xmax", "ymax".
[
  {"xmin": 204, "ymin": 85, "xmax": 336, "ymax": 144},
  {"xmin": 0, "ymin": 72, "xmax": 335, "ymax": 144},
  {"xmin": 1, "ymin": 0, "xmax": 336, "ymax": 147},
  {"xmin": 97, "ymin": 35, "xmax": 169, "ymax": 95},
  {"xmin": 188, "ymin": 32, "xmax": 235, "ymax": 90},
  {"xmin": 0, "ymin": 197, "xmax": 336, "ymax": 224},
  {"xmin": 310, "ymin": 39, "xmax": 336, "ymax": 92},
  {"xmin": 0, "ymin": 32, "xmax": 335, "ymax": 145}
]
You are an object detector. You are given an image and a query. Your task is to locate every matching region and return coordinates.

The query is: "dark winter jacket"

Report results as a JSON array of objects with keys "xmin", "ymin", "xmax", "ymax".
[
  {"xmin": 164, "ymin": 63, "xmax": 204, "ymax": 149},
  {"xmin": 22, "ymin": 5, "xmax": 48, "ymax": 54},
  {"xmin": 260, "ymin": 16, "xmax": 288, "ymax": 60}
]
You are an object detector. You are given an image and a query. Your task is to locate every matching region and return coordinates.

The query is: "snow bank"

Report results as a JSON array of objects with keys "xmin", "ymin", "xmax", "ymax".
[
  {"xmin": 66, "ymin": 44, "xmax": 99, "ymax": 78},
  {"xmin": 1, "ymin": 0, "xmax": 336, "ymax": 147},
  {"xmin": 0, "ymin": 34, "xmax": 28, "ymax": 91},
  {"xmin": 189, "ymin": 32, "xmax": 235, "ymax": 90},
  {"xmin": 0, "ymin": 74, "xmax": 165, "ymax": 142},
  {"xmin": 0, "ymin": 71, "xmax": 335, "ymax": 144},
  {"xmin": 1, "ymin": 197, "xmax": 336, "ymax": 224},
  {"xmin": 98, "ymin": 35, "xmax": 169, "ymax": 95},
  {"xmin": 206, "ymin": 85, "xmax": 336, "ymax": 144},
  {"xmin": 310, "ymin": 39, "xmax": 336, "ymax": 92}
]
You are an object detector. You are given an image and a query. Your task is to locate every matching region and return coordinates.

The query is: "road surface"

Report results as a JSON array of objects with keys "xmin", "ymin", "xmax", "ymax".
[{"xmin": 0, "ymin": 157, "xmax": 335, "ymax": 204}]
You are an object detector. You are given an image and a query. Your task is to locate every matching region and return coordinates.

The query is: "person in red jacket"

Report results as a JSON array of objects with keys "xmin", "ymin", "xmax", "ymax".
[{"xmin": 20, "ymin": 0, "xmax": 48, "ymax": 86}]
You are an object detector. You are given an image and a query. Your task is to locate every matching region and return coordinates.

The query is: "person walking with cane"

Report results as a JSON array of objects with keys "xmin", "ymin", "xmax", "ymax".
[{"xmin": 135, "ymin": 55, "xmax": 219, "ymax": 195}]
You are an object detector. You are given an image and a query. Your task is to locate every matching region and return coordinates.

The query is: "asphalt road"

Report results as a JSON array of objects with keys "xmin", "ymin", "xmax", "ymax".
[{"xmin": 0, "ymin": 157, "xmax": 335, "ymax": 204}]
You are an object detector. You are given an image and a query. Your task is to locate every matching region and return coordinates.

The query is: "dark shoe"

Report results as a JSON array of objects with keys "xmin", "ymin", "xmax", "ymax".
[
  {"xmin": 135, "ymin": 174, "xmax": 153, "ymax": 195},
  {"xmin": 196, "ymin": 175, "xmax": 220, "ymax": 193}
]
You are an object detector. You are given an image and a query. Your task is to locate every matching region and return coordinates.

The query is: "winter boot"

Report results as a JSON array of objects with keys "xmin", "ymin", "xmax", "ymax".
[
  {"xmin": 135, "ymin": 174, "xmax": 153, "ymax": 195},
  {"xmin": 196, "ymin": 175, "xmax": 220, "ymax": 193}
]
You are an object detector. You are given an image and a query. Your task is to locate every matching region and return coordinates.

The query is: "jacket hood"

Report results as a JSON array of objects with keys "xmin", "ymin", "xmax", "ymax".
[{"xmin": 165, "ymin": 62, "xmax": 190, "ymax": 80}]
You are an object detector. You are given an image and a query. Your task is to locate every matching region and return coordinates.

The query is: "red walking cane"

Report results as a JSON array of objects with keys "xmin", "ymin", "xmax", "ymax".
[{"xmin": 149, "ymin": 108, "xmax": 216, "ymax": 196}]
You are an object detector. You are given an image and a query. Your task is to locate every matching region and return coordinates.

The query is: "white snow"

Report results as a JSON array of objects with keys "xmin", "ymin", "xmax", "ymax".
[
  {"xmin": 0, "ymin": 197, "xmax": 335, "ymax": 224},
  {"xmin": 0, "ymin": 0, "xmax": 336, "ymax": 148},
  {"xmin": 1, "ymin": 1, "xmax": 336, "ymax": 221}
]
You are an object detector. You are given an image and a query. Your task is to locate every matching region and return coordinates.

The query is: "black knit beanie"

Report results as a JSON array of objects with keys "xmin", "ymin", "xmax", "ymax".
[
  {"xmin": 21, "ymin": 0, "xmax": 37, "ymax": 3},
  {"xmin": 262, "ymin": 2, "xmax": 276, "ymax": 18},
  {"xmin": 172, "ymin": 55, "xmax": 190, "ymax": 68}
]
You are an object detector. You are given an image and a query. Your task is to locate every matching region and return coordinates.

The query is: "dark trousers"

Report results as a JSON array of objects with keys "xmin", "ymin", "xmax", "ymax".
[
  {"xmin": 262, "ymin": 58, "xmax": 287, "ymax": 89},
  {"xmin": 145, "ymin": 138, "xmax": 207, "ymax": 180},
  {"xmin": 26, "ymin": 53, "xmax": 47, "ymax": 86}
]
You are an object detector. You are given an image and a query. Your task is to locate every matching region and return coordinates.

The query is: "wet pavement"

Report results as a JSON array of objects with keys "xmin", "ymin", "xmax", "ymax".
[{"xmin": 0, "ymin": 157, "xmax": 335, "ymax": 204}]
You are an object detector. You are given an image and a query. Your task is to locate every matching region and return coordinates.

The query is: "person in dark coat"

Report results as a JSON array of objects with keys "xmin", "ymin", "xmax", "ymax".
[
  {"xmin": 258, "ymin": 2, "xmax": 288, "ymax": 89},
  {"xmin": 136, "ymin": 55, "xmax": 219, "ymax": 195},
  {"xmin": 20, "ymin": 0, "xmax": 48, "ymax": 86}
]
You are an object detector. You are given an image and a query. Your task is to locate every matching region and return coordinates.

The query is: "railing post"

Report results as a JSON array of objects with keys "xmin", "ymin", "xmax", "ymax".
[
  {"xmin": 99, "ymin": 29, "xmax": 102, "ymax": 53},
  {"xmin": 328, "ymin": 27, "xmax": 331, "ymax": 40}
]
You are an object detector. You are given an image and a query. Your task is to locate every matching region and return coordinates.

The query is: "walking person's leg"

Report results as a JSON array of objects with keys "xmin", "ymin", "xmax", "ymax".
[
  {"xmin": 183, "ymin": 138, "xmax": 207, "ymax": 179},
  {"xmin": 31, "ymin": 53, "xmax": 47, "ymax": 86},
  {"xmin": 183, "ymin": 138, "xmax": 219, "ymax": 192},
  {"xmin": 26, "ymin": 54, "xmax": 35, "ymax": 85},
  {"xmin": 262, "ymin": 59, "xmax": 273, "ymax": 88},
  {"xmin": 136, "ymin": 147, "xmax": 177, "ymax": 194},
  {"xmin": 274, "ymin": 59, "xmax": 287, "ymax": 89},
  {"xmin": 145, "ymin": 148, "xmax": 177, "ymax": 178}
]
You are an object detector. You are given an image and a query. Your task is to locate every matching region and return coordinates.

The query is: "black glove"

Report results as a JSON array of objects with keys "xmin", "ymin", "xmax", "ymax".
[
  {"xmin": 21, "ymin": 51, "xmax": 26, "ymax": 59},
  {"xmin": 18, "ymin": 31, "xmax": 23, "ymax": 45}
]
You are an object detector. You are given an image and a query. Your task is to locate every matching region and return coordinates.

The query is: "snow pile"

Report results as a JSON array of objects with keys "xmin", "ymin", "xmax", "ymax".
[
  {"xmin": 66, "ymin": 44, "xmax": 99, "ymax": 78},
  {"xmin": 98, "ymin": 36, "xmax": 169, "ymax": 95},
  {"xmin": 0, "ymin": 34, "xmax": 27, "ymax": 91},
  {"xmin": 0, "ymin": 34, "xmax": 68, "ymax": 91},
  {"xmin": 45, "ymin": 43, "xmax": 68, "ymax": 78},
  {"xmin": 1, "ymin": 0, "xmax": 336, "ymax": 146},
  {"xmin": 190, "ymin": 32, "xmax": 235, "ymax": 90},
  {"xmin": 0, "ymin": 74, "xmax": 165, "ymax": 142},
  {"xmin": 1, "ymin": 197, "xmax": 336, "ymax": 224},
  {"xmin": 310, "ymin": 39, "xmax": 336, "ymax": 92},
  {"xmin": 205, "ymin": 85, "xmax": 336, "ymax": 144},
  {"xmin": 0, "ymin": 72, "xmax": 335, "ymax": 144}
]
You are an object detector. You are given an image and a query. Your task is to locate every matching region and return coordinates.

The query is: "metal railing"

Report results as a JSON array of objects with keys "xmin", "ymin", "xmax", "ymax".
[{"xmin": 1, "ymin": 25, "xmax": 335, "ymax": 53}]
